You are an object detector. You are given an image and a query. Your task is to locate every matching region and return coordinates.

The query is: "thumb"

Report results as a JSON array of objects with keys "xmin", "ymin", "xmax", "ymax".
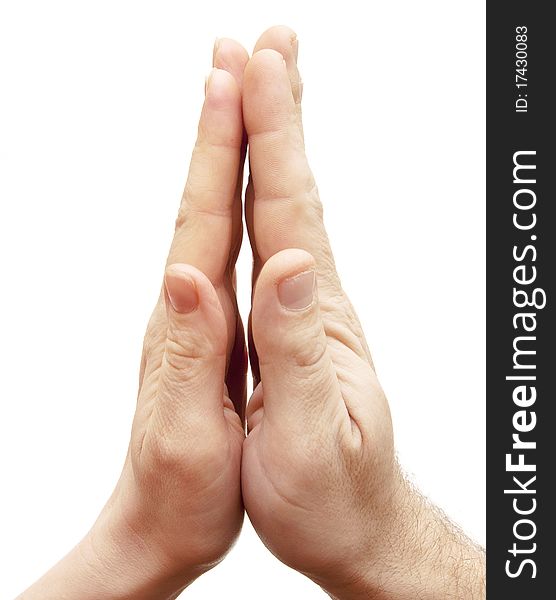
[
  {"xmin": 154, "ymin": 263, "xmax": 228, "ymax": 436},
  {"xmin": 250, "ymin": 249, "xmax": 341, "ymax": 428}
]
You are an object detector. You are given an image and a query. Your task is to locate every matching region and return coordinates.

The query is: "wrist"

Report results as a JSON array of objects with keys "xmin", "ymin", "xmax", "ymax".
[
  {"xmin": 322, "ymin": 471, "xmax": 485, "ymax": 600},
  {"xmin": 78, "ymin": 507, "xmax": 198, "ymax": 599},
  {"xmin": 19, "ymin": 493, "xmax": 201, "ymax": 600}
]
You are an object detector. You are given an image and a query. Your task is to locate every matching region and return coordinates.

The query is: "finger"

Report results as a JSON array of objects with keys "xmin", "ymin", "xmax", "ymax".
[
  {"xmin": 213, "ymin": 37, "xmax": 249, "ymax": 90},
  {"xmin": 250, "ymin": 249, "xmax": 344, "ymax": 426},
  {"xmin": 143, "ymin": 41, "xmax": 249, "ymax": 425},
  {"xmin": 212, "ymin": 38, "xmax": 249, "ymax": 270},
  {"xmin": 244, "ymin": 46, "xmax": 373, "ymax": 366},
  {"xmin": 167, "ymin": 67, "xmax": 242, "ymax": 282},
  {"xmin": 252, "ymin": 25, "xmax": 303, "ymax": 109},
  {"xmin": 242, "ymin": 49, "xmax": 340, "ymax": 296},
  {"xmin": 152, "ymin": 263, "xmax": 229, "ymax": 436},
  {"xmin": 210, "ymin": 39, "xmax": 249, "ymax": 417},
  {"xmin": 246, "ymin": 26, "xmax": 302, "ymax": 281},
  {"xmin": 245, "ymin": 27, "xmax": 302, "ymax": 386}
]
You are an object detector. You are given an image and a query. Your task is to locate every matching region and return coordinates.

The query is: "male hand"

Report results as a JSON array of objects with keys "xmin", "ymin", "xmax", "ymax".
[{"xmin": 241, "ymin": 26, "xmax": 485, "ymax": 600}]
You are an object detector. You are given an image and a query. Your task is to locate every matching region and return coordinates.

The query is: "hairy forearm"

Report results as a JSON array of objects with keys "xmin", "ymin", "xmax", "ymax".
[{"xmin": 324, "ymin": 476, "xmax": 485, "ymax": 600}]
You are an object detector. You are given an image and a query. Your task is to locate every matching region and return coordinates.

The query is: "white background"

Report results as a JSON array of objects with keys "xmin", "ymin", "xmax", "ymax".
[{"xmin": 0, "ymin": 1, "xmax": 485, "ymax": 597}]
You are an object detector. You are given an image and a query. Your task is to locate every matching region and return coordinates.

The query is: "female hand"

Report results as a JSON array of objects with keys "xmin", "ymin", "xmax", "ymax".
[{"xmin": 20, "ymin": 38, "xmax": 249, "ymax": 600}]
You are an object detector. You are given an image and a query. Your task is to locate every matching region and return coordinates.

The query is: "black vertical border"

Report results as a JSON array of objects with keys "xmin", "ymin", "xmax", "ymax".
[{"xmin": 487, "ymin": 1, "xmax": 555, "ymax": 598}]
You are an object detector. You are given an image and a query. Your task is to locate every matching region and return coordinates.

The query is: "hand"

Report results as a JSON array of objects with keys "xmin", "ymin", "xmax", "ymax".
[
  {"xmin": 241, "ymin": 27, "xmax": 485, "ymax": 600},
  {"xmin": 18, "ymin": 25, "xmax": 485, "ymax": 600},
  {"xmin": 20, "ymin": 38, "xmax": 250, "ymax": 600}
]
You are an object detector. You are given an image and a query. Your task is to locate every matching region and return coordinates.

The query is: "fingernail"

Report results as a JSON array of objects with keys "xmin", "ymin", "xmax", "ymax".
[
  {"xmin": 291, "ymin": 35, "xmax": 299, "ymax": 62},
  {"xmin": 213, "ymin": 38, "xmax": 222, "ymax": 63},
  {"xmin": 205, "ymin": 67, "xmax": 228, "ymax": 97},
  {"xmin": 214, "ymin": 37, "xmax": 221, "ymax": 53},
  {"xmin": 278, "ymin": 270, "xmax": 316, "ymax": 311},
  {"xmin": 205, "ymin": 67, "xmax": 215, "ymax": 95},
  {"xmin": 165, "ymin": 267, "xmax": 199, "ymax": 314}
]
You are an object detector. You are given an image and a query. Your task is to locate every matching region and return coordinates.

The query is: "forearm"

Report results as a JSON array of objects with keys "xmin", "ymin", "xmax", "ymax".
[
  {"xmin": 324, "ymin": 476, "xmax": 485, "ymax": 600},
  {"xmin": 18, "ymin": 508, "xmax": 196, "ymax": 600}
]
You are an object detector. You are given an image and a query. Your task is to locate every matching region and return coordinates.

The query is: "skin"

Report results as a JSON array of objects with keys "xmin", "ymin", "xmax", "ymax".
[
  {"xmin": 19, "ymin": 37, "xmax": 250, "ymax": 600},
  {"xmin": 18, "ymin": 26, "xmax": 485, "ymax": 600}
]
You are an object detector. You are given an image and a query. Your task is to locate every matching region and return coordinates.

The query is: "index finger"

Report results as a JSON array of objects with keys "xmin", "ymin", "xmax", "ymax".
[
  {"xmin": 243, "ymin": 47, "xmax": 340, "ymax": 294},
  {"xmin": 167, "ymin": 39, "xmax": 248, "ymax": 284}
]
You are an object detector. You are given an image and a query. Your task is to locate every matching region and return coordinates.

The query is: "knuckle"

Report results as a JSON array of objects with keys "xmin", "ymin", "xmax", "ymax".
[
  {"xmin": 175, "ymin": 186, "xmax": 196, "ymax": 231},
  {"xmin": 175, "ymin": 189, "xmax": 192, "ymax": 231},
  {"xmin": 291, "ymin": 331, "xmax": 327, "ymax": 371},
  {"xmin": 176, "ymin": 180, "xmax": 232, "ymax": 230},
  {"xmin": 163, "ymin": 324, "xmax": 222, "ymax": 374},
  {"xmin": 259, "ymin": 325, "xmax": 326, "ymax": 374},
  {"xmin": 175, "ymin": 192, "xmax": 199, "ymax": 232},
  {"xmin": 174, "ymin": 207, "xmax": 188, "ymax": 232},
  {"xmin": 165, "ymin": 333, "xmax": 204, "ymax": 371},
  {"xmin": 305, "ymin": 183, "xmax": 323, "ymax": 219}
]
